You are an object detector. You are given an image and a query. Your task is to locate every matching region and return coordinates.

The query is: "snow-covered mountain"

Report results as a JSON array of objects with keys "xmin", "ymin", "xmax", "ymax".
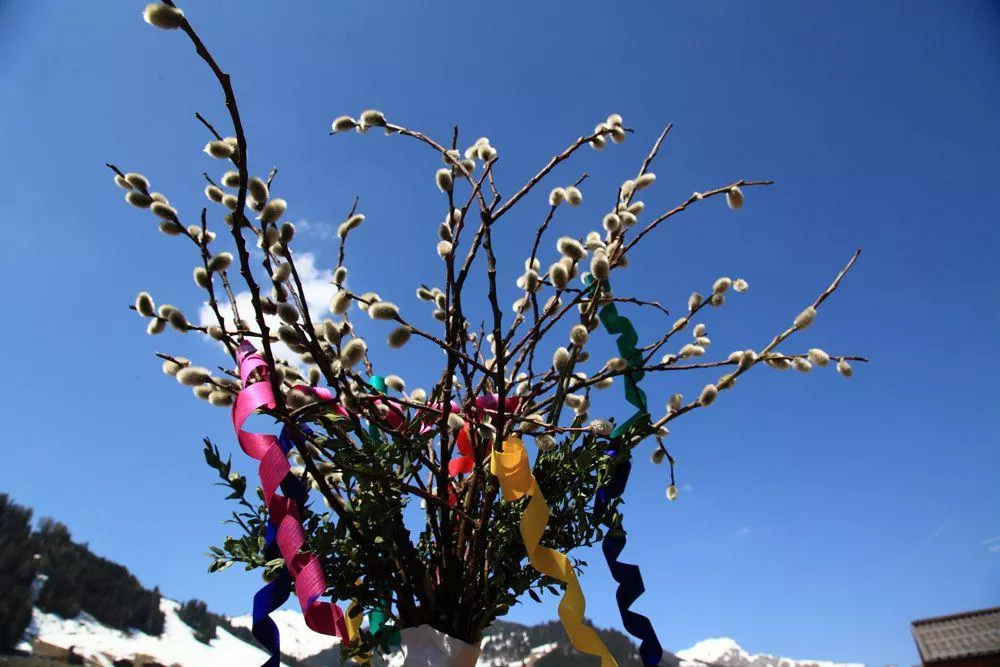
[{"xmin": 22, "ymin": 598, "xmax": 865, "ymax": 667}]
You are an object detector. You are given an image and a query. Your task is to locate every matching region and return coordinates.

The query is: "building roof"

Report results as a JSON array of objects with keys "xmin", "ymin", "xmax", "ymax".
[{"xmin": 912, "ymin": 607, "xmax": 1000, "ymax": 663}]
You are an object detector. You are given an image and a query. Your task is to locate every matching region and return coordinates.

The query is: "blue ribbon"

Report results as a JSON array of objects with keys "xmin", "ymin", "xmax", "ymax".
[
  {"xmin": 249, "ymin": 427, "xmax": 311, "ymax": 666},
  {"xmin": 590, "ymin": 278, "xmax": 665, "ymax": 666}
]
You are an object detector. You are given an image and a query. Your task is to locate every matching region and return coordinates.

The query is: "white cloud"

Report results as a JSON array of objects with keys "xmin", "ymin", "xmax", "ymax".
[
  {"xmin": 294, "ymin": 218, "xmax": 337, "ymax": 241},
  {"xmin": 990, "ymin": 545, "xmax": 1000, "ymax": 553},
  {"xmin": 198, "ymin": 252, "xmax": 336, "ymax": 365},
  {"xmin": 681, "ymin": 483, "xmax": 693, "ymax": 493},
  {"xmin": 982, "ymin": 535, "xmax": 1000, "ymax": 545},
  {"xmin": 734, "ymin": 527, "xmax": 754, "ymax": 538}
]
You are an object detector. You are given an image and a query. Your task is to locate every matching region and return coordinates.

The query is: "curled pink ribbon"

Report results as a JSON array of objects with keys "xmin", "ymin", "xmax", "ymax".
[{"xmin": 232, "ymin": 342, "xmax": 348, "ymax": 640}]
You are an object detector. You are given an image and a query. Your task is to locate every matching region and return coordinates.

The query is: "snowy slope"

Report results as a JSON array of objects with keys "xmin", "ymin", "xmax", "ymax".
[
  {"xmin": 26, "ymin": 597, "xmax": 865, "ymax": 667},
  {"xmin": 27, "ymin": 598, "xmax": 288, "ymax": 667},
  {"xmin": 230, "ymin": 608, "xmax": 341, "ymax": 660},
  {"xmin": 676, "ymin": 637, "xmax": 864, "ymax": 667}
]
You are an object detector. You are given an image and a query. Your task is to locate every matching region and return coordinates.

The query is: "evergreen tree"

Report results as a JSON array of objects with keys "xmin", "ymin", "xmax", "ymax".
[{"xmin": 0, "ymin": 494, "xmax": 37, "ymax": 653}]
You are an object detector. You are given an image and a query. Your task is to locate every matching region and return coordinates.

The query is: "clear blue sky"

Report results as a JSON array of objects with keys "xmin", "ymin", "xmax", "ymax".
[{"xmin": 1, "ymin": 2, "xmax": 998, "ymax": 665}]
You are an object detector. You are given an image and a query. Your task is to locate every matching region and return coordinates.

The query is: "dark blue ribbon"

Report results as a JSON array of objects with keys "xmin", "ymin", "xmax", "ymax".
[{"xmin": 590, "ymin": 278, "xmax": 665, "ymax": 666}]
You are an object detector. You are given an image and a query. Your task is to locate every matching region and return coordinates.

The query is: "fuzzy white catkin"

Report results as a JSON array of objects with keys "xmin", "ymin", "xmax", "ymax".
[
  {"xmin": 207, "ymin": 252, "xmax": 233, "ymax": 272},
  {"xmin": 590, "ymin": 419, "xmax": 612, "ymax": 436},
  {"xmin": 606, "ymin": 357, "xmax": 627, "ymax": 372},
  {"xmin": 280, "ymin": 222, "xmax": 296, "ymax": 244},
  {"xmin": 222, "ymin": 194, "xmax": 239, "ymax": 211},
  {"xmin": 728, "ymin": 350, "xmax": 744, "ymax": 363},
  {"xmin": 710, "ymin": 293, "xmax": 726, "ymax": 307},
  {"xmin": 565, "ymin": 186, "xmax": 583, "ymax": 206},
  {"xmin": 143, "ymin": 3, "xmax": 185, "ymax": 30},
  {"xmin": 204, "ymin": 185, "xmax": 224, "ymax": 204},
  {"xmin": 713, "ymin": 277, "xmax": 732, "ymax": 294},
  {"xmin": 837, "ymin": 359, "xmax": 853, "ymax": 377},
  {"xmin": 150, "ymin": 202, "xmax": 178, "ymax": 221},
  {"xmin": 591, "ymin": 254, "xmax": 610, "ymax": 281},
  {"xmin": 619, "ymin": 211, "xmax": 637, "ymax": 228},
  {"xmin": 208, "ymin": 391, "xmax": 234, "ymax": 407},
  {"xmin": 248, "ymin": 177, "xmax": 269, "ymax": 205},
  {"xmin": 666, "ymin": 484, "xmax": 679, "ymax": 501},
  {"xmin": 447, "ymin": 413, "xmax": 465, "ymax": 431},
  {"xmin": 193, "ymin": 267, "xmax": 210, "ymax": 289},
  {"xmin": 115, "ymin": 174, "xmax": 134, "ymax": 190},
  {"xmin": 695, "ymin": 336, "xmax": 712, "ymax": 347},
  {"xmin": 135, "ymin": 292, "xmax": 155, "ymax": 317},
  {"xmin": 259, "ymin": 198, "xmax": 287, "ymax": 225},
  {"xmin": 794, "ymin": 306, "xmax": 817, "ymax": 329},
  {"xmin": 221, "ymin": 171, "xmax": 240, "ymax": 188},
  {"xmin": 678, "ymin": 344, "xmax": 705, "ymax": 358},
  {"xmin": 161, "ymin": 357, "xmax": 189, "ymax": 377},
  {"xmin": 369, "ymin": 301, "xmax": 399, "ymax": 320},
  {"xmin": 699, "ymin": 383, "xmax": 718, "ymax": 406},
  {"xmin": 192, "ymin": 384, "xmax": 213, "ymax": 400},
  {"xmin": 340, "ymin": 338, "xmax": 367, "ymax": 368},
  {"xmin": 360, "ymin": 109, "xmax": 386, "ymax": 127},
  {"xmin": 332, "ymin": 116, "xmax": 356, "ymax": 132},
  {"xmin": 535, "ymin": 434, "xmax": 556, "ymax": 452},
  {"xmin": 726, "ymin": 186, "xmax": 744, "ymax": 210},
  {"xmin": 765, "ymin": 355, "xmax": 793, "ymax": 371},
  {"xmin": 271, "ymin": 263, "xmax": 292, "ymax": 283},
  {"xmin": 667, "ymin": 393, "xmax": 683, "ymax": 412},
  {"xmin": 693, "ymin": 323, "xmax": 707, "ymax": 338},
  {"xmin": 733, "ymin": 278, "xmax": 749, "ymax": 293},
  {"xmin": 437, "ymin": 240, "xmax": 453, "ymax": 258},
  {"xmin": 553, "ymin": 347, "xmax": 570, "ymax": 372},
  {"xmin": 651, "ymin": 448, "xmax": 666, "ymax": 465},
  {"xmin": 204, "ymin": 140, "xmax": 235, "ymax": 159},
  {"xmin": 549, "ymin": 187, "xmax": 566, "ymax": 207},
  {"xmin": 808, "ymin": 348, "xmax": 830, "ymax": 366},
  {"xmin": 570, "ymin": 324, "xmax": 589, "ymax": 346},
  {"xmin": 176, "ymin": 366, "xmax": 211, "ymax": 386},
  {"xmin": 523, "ymin": 269, "xmax": 540, "ymax": 292},
  {"xmin": 628, "ymin": 201, "xmax": 645, "ymax": 215},
  {"xmin": 387, "ymin": 326, "xmax": 411, "ymax": 349},
  {"xmin": 147, "ymin": 318, "xmax": 166, "ymax": 335},
  {"xmin": 384, "ymin": 374, "xmax": 405, "ymax": 392},
  {"xmin": 330, "ymin": 289, "xmax": 352, "ymax": 314},
  {"xmin": 793, "ymin": 357, "xmax": 813, "ymax": 373},
  {"xmin": 634, "ymin": 173, "xmax": 656, "ymax": 190},
  {"xmin": 125, "ymin": 191, "xmax": 152, "ymax": 209},
  {"xmin": 549, "ymin": 262, "xmax": 569, "ymax": 290},
  {"xmin": 602, "ymin": 213, "xmax": 621, "ymax": 233},
  {"xmin": 276, "ymin": 303, "xmax": 299, "ymax": 324},
  {"xmin": 167, "ymin": 310, "xmax": 187, "ymax": 331},
  {"xmin": 557, "ymin": 237, "xmax": 586, "ymax": 261},
  {"xmin": 688, "ymin": 293, "xmax": 703, "ymax": 311},
  {"xmin": 435, "ymin": 169, "xmax": 454, "ymax": 193}
]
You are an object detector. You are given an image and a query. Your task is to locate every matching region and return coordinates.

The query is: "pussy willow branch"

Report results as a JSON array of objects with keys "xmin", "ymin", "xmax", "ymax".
[{"xmin": 651, "ymin": 248, "xmax": 863, "ymax": 433}]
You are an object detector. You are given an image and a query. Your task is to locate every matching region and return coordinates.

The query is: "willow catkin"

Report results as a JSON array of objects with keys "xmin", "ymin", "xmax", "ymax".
[
  {"xmin": 733, "ymin": 278, "xmax": 749, "ymax": 293},
  {"xmin": 726, "ymin": 186, "xmax": 744, "ymax": 210},
  {"xmin": 699, "ymin": 384, "xmax": 718, "ymax": 406},
  {"xmin": 634, "ymin": 173, "xmax": 656, "ymax": 190},
  {"xmin": 340, "ymin": 338, "xmax": 367, "ymax": 367},
  {"xmin": 176, "ymin": 366, "xmax": 211, "ymax": 386},
  {"xmin": 158, "ymin": 221, "xmax": 184, "ymax": 236},
  {"xmin": 369, "ymin": 301, "xmax": 399, "ymax": 320},
  {"xmin": 208, "ymin": 391, "xmax": 234, "ymax": 407},
  {"xmin": 193, "ymin": 384, "xmax": 213, "ymax": 400},
  {"xmin": 161, "ymin": 357, "xmax": 190, "ymax": 377},
  {"xmin": 549, "ymin": 262, "xmax": 569, "ymax": 290},
  {"xmin": 126, "ymin": 191, "xmax": 153, "ymax": 209},
  {"xmin": 259, "ymin": 198, "xmax": 287, "ymax": 225},
  {"xmin": 836, "ymin": 359, "xmax": 853, "ymax": 377},
  {"xmin": 207, "ymin": 252, "xmax": 233, "ymax": 272},
  {"xmin": 147, "ymin": 318, "xmax": 166, "ymax": 335},
  {"xmin": 143, "ymin": 4, "xmax": 185, "ymax": 29},
  {"xmin": 536, "ymin": 434, "xmax": 556, "ymax": 452},
  {"xmin": 167, "ymin": 310, "xmax": 188, "ymax": 331},
  {"xmin": 435, "ymin": 169, "xmax": 454, "ymax": 193},
  {"xmin": 387, "ymin": 326, "xmax": 411, "ymax": 349},
  {"xmin": 688, "ymin": 292, "xmax": 703, "ymax": 311},
  {"xmin": 135, "ymin": 292, "xmax": 155, "ymax": 317},
  {"xmin": 204, "ymin": 185, "xmax": 224, "ymax": 203},
  {"xmin": 565, "ymin": 186, "xmax": 583, "ymax": 206},
  {"xmin": 693, "ymin": 323, "xmax": 707, "ymax": 338},
  {"xmin": 651, "ymin": 448, "xmax": 666, "ymax": 465},
  {"xmin": 277, "ymin": 303, "xmax": 299, "ymax": 324},
  {"xmin": 204, "ymin": 140, "xmax": 235, "ymax": 159},
  {"xmin": 794, "ymin": 306, "xmax": 817, "ymax": 329},
  {"xmin": 713, "ymin": 277, "xmax": 732, "ymax": 294},
  {"xmin": 591, "ymin": 253, "xmax": 610, "ymax": 280},
  {"xmin": 248, "ymin": 177, "xmax": 269, "ymax": 205},
  {"xmin": 193, "ymin": 267, "xmax": 210, "ymax": 289},
  {"xmin": 589, "ymin": 419, "xmax": 612, "ymax": 436},
  {"xmin": 557, "ymin": 237, "xmax": 586, "ymax": 261},
  {"xmin": 360, "ymin": 109, "xmax": 386, "ymax": 127},
  {"xmin": 793, "ymin": 357, "xmax": 813, "ymax": 373},
  {"xmin": 549, "ymin": 187, "xmax": 566, "ymax": 206},
  {"xmin": 666, "ymin": 484, "xmax": 679, "ymax": 501},
  {"xmin": 150, "ymin": 202, "xmax": 178, "ymax": 221},
  {"xmin": 115, "ymin": 174, "xmax": 133, "ymax": 191},
  {"xmin": 271, "ymin": 263, "xmax": 291, "ymax": 283},
  {"xmin": 437, "ymin": 241, "xmax": 453, "ymax": 258},
  {"xmin": 221, "ymin": 171, "xmax": 240, "ymax": 188},
  {"xmin": 331, "ymin": 116, "xmax": 356, "ymax": 133},
  {"xmin": 553, "ymin": 347, "xmax": 570, "ymax": 372},
  {"xmin": 569, "ymin": 324, "xmax": 589, "ymax": 346},
  {"xmin": 808, "ymin": 348, "xmax": 830, "ymax": 367}
]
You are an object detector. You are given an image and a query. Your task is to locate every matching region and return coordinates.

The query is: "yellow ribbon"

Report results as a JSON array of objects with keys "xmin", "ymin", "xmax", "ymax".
[
  {"xmin": 491, "ymin": 437, "xmax": 619, "ymax": 667},
  {"xmin": 344, "ymin": 593, "xmax": 369, "ymax": 665}
]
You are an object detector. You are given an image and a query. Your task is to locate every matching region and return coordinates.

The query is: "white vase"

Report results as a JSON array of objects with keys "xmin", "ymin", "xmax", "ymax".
[{"xmin": 394, "ymin": 624, "xmax": 481, "ymax": 667}]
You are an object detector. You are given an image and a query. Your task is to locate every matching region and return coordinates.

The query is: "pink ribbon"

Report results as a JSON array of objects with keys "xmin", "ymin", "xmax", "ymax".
[{"xmin": 232, "ymin": 342, "xmax": 348, "ymax": 640}]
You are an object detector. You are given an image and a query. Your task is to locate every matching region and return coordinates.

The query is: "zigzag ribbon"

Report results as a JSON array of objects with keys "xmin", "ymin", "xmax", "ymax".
[
  {"xmin": 491, "ymin": 438, "xmax": 619, "ymax": 667},
  {"xmin": 232, "ymin": 341, "xmax": 355, "ymax": 666},
  {"xmin": 590, "ymin": 278, "xmax": 665, "ymax": 666}
]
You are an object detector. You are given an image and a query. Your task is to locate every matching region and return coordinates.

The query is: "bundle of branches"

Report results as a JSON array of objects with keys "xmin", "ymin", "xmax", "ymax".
[{"xmin": 113, "ymin": 3, "xmax": 865, "ymax": 663}]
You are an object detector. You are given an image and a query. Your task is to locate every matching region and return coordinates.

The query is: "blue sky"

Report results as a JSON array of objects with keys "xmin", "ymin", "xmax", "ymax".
[{"xmin": 1, "ymin": 1, "xmax": 998, "ymax": 665}]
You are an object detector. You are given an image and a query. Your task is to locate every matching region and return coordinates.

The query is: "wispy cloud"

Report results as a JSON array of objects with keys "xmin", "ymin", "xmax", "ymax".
[
  {"xmin": 198, "ymin": 252, "xmax": 335, "ymax": 365},
  {"xmin": 681, "ymin": 483, "xmax": 693, "ymax": 493},
  {"xmin": 990, "ymin": 545, "xmax": 1000, "ymax": 554},
  {"xmin": 295, "ymin": 219, "xmax": 337, "ymax": 241},
  {"xmin": 906, "ymin": 518, "xmax": 953, "ymax": 560},
  {"xmin": 735, "ymin": 527, "xmax": 754, "ymax": 538},
  {"xmin": 982, "ymin": 536, "xmax": 1000, "ymax": 545}
]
